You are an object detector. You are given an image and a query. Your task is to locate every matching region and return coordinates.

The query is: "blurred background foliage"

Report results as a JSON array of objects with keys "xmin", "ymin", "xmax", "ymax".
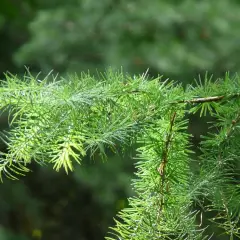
[{"xmin": 0, "ymin": 0, "xmax": 240, "ymax": 239}]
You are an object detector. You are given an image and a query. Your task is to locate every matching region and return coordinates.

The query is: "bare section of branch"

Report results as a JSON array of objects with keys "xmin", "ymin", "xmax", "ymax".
[{"xmin": 175, "ymin": 93, "xmax": 240, "ymax": 104}]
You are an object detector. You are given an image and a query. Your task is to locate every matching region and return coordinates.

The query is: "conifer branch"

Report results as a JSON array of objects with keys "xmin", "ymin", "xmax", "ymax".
[{"xmin": 1, "ymin": 71, "xmax": 240, "ymax": 239}]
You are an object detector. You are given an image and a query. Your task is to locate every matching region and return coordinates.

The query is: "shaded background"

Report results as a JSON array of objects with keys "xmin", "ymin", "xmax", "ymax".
[{"xmin": 0, "ymin": 0, "xmax": 240, "ymax": 239}]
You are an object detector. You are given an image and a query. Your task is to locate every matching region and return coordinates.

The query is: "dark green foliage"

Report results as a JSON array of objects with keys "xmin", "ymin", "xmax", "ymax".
[
  {"xmin": 0, "ymin": 70, "xmax": 240, "ymax": 239},
  {"xmin": 14, "ymin": 0, "xmax": 240, "ymax": 79}
]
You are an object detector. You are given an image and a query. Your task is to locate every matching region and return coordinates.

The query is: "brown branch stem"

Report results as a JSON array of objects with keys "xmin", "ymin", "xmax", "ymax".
[
  {"xmin": 157, "ymin": 112, "xmax": 177, "ymax": 214},
  {"xmin": 175, "ymin": 93, "xmax": 240, "ymax": 104}
]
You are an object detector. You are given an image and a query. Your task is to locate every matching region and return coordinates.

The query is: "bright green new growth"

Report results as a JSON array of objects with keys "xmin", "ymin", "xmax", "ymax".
[{"xmin": 0, "ymin": 70, "xmax": 240, "ymax": 239}]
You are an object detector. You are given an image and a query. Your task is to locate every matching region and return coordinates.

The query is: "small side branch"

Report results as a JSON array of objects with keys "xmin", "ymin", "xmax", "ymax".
[
  {"xmin": 158, "ymin": 112, "xmax": 176, "ymax": 176},
  {"xmin": 157, "ymin": 112, "xmax": 177, "ymax": 213},
  {"xmin": 226, "ymin": 113, "xmax": 240, "ymax": 138},
  {"xmin": 217, "ymin": 112, "xmax": 240, "ymax": 165}
]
